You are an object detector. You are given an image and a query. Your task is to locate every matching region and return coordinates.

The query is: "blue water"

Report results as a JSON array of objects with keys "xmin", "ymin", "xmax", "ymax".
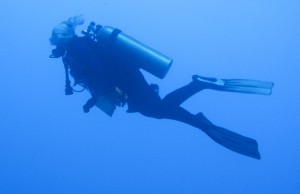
[{"xmin": 1, "ymin": 1, "xmax": 300, "ymax": 193}]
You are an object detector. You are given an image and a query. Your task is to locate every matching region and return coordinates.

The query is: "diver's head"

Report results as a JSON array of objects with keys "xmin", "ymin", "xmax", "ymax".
[{"xmin": 49, "ymin": 15, "xmax": 84, "ymax": 46}]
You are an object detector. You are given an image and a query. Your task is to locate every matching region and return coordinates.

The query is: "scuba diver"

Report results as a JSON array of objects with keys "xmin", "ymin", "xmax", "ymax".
[{"xmin": 49, "ymin": 16, "xmax": 274, "ymax": 159}]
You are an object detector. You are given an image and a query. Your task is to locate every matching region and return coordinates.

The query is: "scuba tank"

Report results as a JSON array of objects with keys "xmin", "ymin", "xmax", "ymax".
[
  {"xmin": 83, "ymin": 22, "xmax": 173, "ymax": 79},
  {"xmin": 96, "ymin": 26, "xmax": 173, "ymax": 79}
]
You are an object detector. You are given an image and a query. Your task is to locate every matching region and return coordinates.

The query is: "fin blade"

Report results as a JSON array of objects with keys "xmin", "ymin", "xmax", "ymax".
[
  {"xmin": 223, "ymin": 79, "xmax": 274, "ymax": 95},
  {"xmin": 205, "ymin": 127, "xmax": 261, "ymax": 159}
]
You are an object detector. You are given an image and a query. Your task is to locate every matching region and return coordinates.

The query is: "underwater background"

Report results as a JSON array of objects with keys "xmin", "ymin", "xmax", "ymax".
[{"xmin": 1, "ymin": 0, "xmax": 299, "ymax": 193}]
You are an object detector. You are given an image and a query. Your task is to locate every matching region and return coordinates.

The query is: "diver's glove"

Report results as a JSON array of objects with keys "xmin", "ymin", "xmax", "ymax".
[{"xmin": 83, "ymin": 97, "xmax": 97, "ymax": 113}]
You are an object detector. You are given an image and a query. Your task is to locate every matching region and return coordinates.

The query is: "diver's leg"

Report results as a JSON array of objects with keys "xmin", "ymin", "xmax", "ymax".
[
  {"xmin": 161, "ymin": 74, "xmax": 246, "ymax": 108},
  {"xmin": 162, "ymin": 81, "xmax": 205, "ymax": 106},
  {"xmin": 139, "ymin": 103, "xmax": 260, "ymax": 159},
  {"xmin": 139, "ymin": 101, "xmax": 209, "ymax": 129}
]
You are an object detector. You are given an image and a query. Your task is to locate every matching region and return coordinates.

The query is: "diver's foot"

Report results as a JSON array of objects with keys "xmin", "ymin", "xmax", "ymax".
[{"xmin": 192, "ymin": 75, "xmax": 225, "ymax": 87}]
